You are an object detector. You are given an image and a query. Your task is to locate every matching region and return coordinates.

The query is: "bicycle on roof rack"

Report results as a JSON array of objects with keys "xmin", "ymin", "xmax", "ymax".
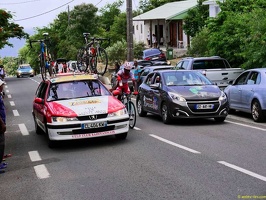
[
  {"xmin": 77, "ymin": 33, "xmax": 110, "ymax": 76},
  {"xmin": 29, "ymin": 33, "xmax": 54, "ymax": 81}
]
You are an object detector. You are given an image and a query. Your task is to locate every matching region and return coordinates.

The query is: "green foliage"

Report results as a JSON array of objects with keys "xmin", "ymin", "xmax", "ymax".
[
  {"xmin": 0, "ymin": 9, "xmax": 28, "ymax": 49},
  {"xmin": 133, "ymin": 42, "xmax": 146, "ymax": 59},
  {"xmin": 183, "ymin": 0, "xmax": 209, "ymax": 37},
  {"xmin": 106, "ymin": 39, "xmax": 127, "ymax": 64}
]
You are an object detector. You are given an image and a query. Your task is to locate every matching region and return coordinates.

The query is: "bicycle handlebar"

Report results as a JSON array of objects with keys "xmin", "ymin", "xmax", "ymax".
[{"xmin": 29, "ymin": 38, "xmax": 50, "ymax": 48}]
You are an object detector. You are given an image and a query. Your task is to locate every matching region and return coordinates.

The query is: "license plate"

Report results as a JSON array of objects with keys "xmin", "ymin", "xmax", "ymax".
[
  {"xmin": 152, "ymin": 57, "xmax": 159, "ymax": 60},
  {"xmin": 196, "ymin": 104, "xmax": 214, "ymax": 109},
  {"xmin": 81, "ymin": 122, "xmax": 107, "ymax": 129}
]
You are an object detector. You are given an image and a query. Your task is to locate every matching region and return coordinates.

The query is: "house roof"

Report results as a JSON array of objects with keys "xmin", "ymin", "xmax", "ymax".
[{"xmin": 133, "ymin": 0, "xmax": 198, "ymax": 21}]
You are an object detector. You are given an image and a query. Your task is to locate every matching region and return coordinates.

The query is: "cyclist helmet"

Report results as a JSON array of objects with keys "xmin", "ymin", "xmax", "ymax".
[{"xmin": 124, "ymin": 62, "xmax": 132, "ymax": 70}]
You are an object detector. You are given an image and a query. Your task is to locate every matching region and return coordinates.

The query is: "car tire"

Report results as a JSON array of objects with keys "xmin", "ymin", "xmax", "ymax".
[
  {"xmin": 161, "ymin": 102, "xmax": 172, "ymax": 124},
  {"xmin": 251, "ymin": 100, "xmax": 265, "ymax": 122},
  {"xmin": 137, "ymin": 98, "xmax": 147, "ymax": 117},
  {"xmin": 115, "ymin": 132, "xmax": 127, "ymax": 140},
  {"xmin": 33, "ymin": 115, "xmax": 43, "ymax": 135},
  {"xmin": 44, "ymin": 124, "xmax": 58, "ymax": 148},
  {"xmin": 214, "ymin": 117, "xmax": 226, "ymax": 123},
  {"xmin": 17, "ymin": 76, "xmax": 20, "ymax": 78}
]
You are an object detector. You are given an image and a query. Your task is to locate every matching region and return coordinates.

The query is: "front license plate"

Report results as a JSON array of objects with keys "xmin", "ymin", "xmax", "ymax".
[
  {"xmin": 81, "ymin": 122, "xmax": 107, "ymax": 129},
  {"xmin": 196, "ymin": 104, "xmax": 214, "ymax": 109}
]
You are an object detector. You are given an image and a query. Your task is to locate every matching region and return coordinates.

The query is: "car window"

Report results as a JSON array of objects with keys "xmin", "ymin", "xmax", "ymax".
[
  {"xmin": 145, "ymin": 49, "xmax": 160, "ymax": 57},
  {"xmin": 144, "ymin": 73, "xmax": 154, "ymax": 86},
  {"xmin": 36, "ymin": 82, "xmax": 48, "ymax": 99},
  {"xmin": 141, "ymin": 68, "xmax": 151, "ymax": 76},
  {"xmin": 193, "ymin": 59, "xmax": 226, "ymax": 70},
  {"xmin": 234, "ymin": 71, "xmax": 249, "ymax": 85},
  {"xmin": 247, "ymin": 71, "xmax": 260, "ymax": 85},
  {"xmin": 47, "ymin": 80, "xmax": 111, "ymax": 101}
]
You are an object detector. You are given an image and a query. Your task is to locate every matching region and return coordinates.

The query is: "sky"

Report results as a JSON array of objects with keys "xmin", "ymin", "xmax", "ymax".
[{"xmin": 0, "ymin": 0, "xmax": 139, "ymax": 57}]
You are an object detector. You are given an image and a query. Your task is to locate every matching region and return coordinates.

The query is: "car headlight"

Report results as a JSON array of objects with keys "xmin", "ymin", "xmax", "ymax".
[
  {"xmin": 168, "ymin": 92, "xmax": 186, "ymax": 103},
  {"xmin": 29, "ymin": 69, "xmax": 34, "ymax": 73},
  {"xmin": 219, "ymin": 91, "xmax": 227, "ymax": 103},
  {"xmin": 52, "ymin": 117, "xmax": 78, "ymax": 122},
  {"xmin": 18, "ymin": 70, "xmax": 22, "ymax": 73},
  {"xmin": 108, "ymin": 108, "xmax": 128, "ymax": 117}
]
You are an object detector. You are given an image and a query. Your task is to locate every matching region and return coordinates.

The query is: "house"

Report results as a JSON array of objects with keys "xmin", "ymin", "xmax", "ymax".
[
  {"xmin": 133, "ymin": 0, "xmax": 198, "ymax": 50},
  {"xmin": 203, "ymin": 0, "xmax": 222, "ymax": 17}
]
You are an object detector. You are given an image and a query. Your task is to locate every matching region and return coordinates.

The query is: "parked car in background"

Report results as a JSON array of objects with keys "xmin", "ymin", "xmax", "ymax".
[
  {"xmin": 142, "ymin": 48, "xmax": 167, "ymax": 62},
  {"xmin": 174, "ymin": 56, "xmax": 244, "ymax": 89},
  {"xmin": 32, "ymin": 73, "xmax": 129, "ymax": 147},
  {"xmin": 139, "ymin": 65, "xmax": 174, "ymax": 84},
  {"xmin": 137, "ymin": 70, "xmax": 228, "ymax": 124},
  {"xmin": 224, "ymin": 68, "xmax": 266, "ymax": 122},
  {"xmin": 16, "ymin": 64, "xmax": 34, "ymax": 78}
]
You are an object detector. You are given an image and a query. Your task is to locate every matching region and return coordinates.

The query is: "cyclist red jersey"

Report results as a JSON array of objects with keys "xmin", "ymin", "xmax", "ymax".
[{"xmin": 112, "ymin": 62, "xmax": 138, "ymax": 96}]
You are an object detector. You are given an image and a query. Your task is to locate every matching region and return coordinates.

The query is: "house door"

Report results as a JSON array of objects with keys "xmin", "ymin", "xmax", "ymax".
[
  {"xmin": 169, "ymin": 22, "xmax": 177, "ymax": 47},
  {"xmin": 155, "ymin": 25, "xmax": 164, "ymax": 45}
]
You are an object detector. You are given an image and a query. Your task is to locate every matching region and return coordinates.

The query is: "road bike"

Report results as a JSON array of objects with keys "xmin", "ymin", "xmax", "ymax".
[
  {"xmin": 29, "ymin": 33, "xmax": 53, "ymax": 80},
  {"xmin": 120, "ymin": 91, "xmax": 137, "ymax": 129},
  {"xmin": 77, "ymin": 33, "xmax": 110, "ymax": 76}
]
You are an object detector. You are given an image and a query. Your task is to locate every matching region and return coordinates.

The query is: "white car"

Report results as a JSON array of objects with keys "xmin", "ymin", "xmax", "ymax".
[{"xmin": 32, "ymin": 73, "xmax": 129, "ymax": 147}]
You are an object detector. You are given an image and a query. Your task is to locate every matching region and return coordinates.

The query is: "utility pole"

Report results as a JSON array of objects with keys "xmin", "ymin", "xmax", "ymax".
[{"xmin": 126, "ymin": 0, "xmax": 134, "ymax": 61}]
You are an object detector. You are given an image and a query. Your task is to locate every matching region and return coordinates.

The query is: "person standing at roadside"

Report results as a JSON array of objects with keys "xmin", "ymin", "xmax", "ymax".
[
  {"xmin": 133, "ymin": 61, "xmax": 142, "ymax": 90},
  {"xmin": 147, "ymin": 31, "xmax": 150, "ymax": 46},
  {"xmin": 152, "ymin": 34, "xmax": 157, "ymax": 48},
  {"xmin": 0, "ymin": 80, "xmax": 6, "ymax": 173},
  {"xmin": 0, "ymin": 65, "xmax": 6, "ymax": 81}
]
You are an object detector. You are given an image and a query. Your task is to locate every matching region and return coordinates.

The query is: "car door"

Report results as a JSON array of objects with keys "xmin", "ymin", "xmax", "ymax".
[
  {"xmin": 33, "ymin": 82, "xmax": 48, "ymax": 128},
  {"xmin": 228, "ymin": 71, "xmax": 250, "ymax": 109},
  {"xmin": 148, "ymin": 73, "xmax": 162, "ymax": 114},
  {"xmin": 241, "ymin": 71, "xmax": 260, "ymax": 111},
  {"xmin": 141, "ymin": 72, "xmax": 155, "ymax": 112}
]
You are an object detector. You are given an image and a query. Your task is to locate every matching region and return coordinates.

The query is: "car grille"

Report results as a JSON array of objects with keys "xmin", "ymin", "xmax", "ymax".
[
  {"xmin": 187, "ymin": 100, "xmax": 220, "ymax": 113},
  {"xmin": 77, "ymin": 114, "xmax": 108, "ymax": 121},
  {"xmin": 72, "ymin": 125, "xmax": 115, "ymax": 134}
]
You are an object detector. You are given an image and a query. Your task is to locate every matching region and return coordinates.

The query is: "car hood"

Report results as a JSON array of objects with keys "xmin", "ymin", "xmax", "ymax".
[
  {"xmin": 168, "ymin": 85, "xmax": 221, "ymax": 100},
  {"xmin": 46, "ymin": 96, "xmax": 125, "ymax": 117}
]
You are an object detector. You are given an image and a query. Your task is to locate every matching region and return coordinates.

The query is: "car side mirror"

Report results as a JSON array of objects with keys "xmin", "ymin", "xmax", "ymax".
[
  {"xmin": 150, "ymin": 83, "xmax": 160, "ymax": 90},
  {"xmin": 34, "ymin": 97, "xmax": 44, "ymax": 104}
]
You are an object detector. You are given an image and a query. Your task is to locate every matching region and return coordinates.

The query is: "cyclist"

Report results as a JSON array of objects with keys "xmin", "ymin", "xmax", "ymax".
[
  {"xmin": 111, "ymin": 62, "xmax": 138, "ymax": 100},
  {"xmin": 0, "ymin": 65, "xmax": 5, "ymax": 81}
]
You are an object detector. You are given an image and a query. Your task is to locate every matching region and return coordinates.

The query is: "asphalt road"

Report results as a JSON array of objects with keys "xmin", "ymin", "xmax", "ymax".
[{"xmin": 1, "ymin": 76, "xmax": 265, "ymax": 200}]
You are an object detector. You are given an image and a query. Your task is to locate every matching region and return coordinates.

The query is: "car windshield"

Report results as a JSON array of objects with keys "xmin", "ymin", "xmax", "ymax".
[
  {"xmin": 20, "ymin": 66, "xmax": 31, "ymax": 69},
  {"xmin": 47, "ymin": 80, "xmax": 111, "ymax": 101},
  {"xmin": 163, "ymin": 71, "xmax": 213, "ymax": 86},
  {"xmin": 145, "ymin": 49, "xmax": 160, "ymax": 57}
]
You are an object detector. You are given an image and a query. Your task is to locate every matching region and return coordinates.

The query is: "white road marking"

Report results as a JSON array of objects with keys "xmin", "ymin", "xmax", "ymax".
[
  {"xmin": 225, "ymin": 120, "xmax": 266, "ymax": 131},
  {"xmin": 5, "ymin": 90, "xmax": 9, "ymax": 93},
  {"xmin": 18, "ymin": 123, "xmax": 29, "ymax": 136},
  {"xmin": 10, "ymin": 101, "xmax": 15, "ymax": 106},
  {"xmin": 13, "ymin": 110, "xmax": 19, "ymax": 116},
  {"xmin": 7, "ymin": 94, "xmax": 11, "ymax": 98},
  {"xmin": 29, "ymin": 151, "xmax": 42, "ymax": 162},
  {"xmin": 150, "ymin": 134, "xmax": 201, "ymax": 154},
  {"xmin": 134, "ymin": 127, "xmax": 141, "ymax": 130},
  {"xmin": 218, "ymin": 161, "xmax": 266, "ymax": 182},
  {"xmin": 34, "ymin": 164, "xmax": 50, "ymax": 179}
]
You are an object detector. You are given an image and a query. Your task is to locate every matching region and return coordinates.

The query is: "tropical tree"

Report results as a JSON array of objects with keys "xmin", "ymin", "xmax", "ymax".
[{"xmin": 0, "ymin": 9, "xmax": 28, "ymax": 50}]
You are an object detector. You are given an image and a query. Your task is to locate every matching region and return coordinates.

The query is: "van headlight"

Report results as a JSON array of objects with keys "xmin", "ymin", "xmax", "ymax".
[
  {"xmin": 52, "ymin": 117, "xmax": 78, "ymax": 122},
  {"xmin": 108, "ymin": 108, "xmax": 128, "ymax": 117}
]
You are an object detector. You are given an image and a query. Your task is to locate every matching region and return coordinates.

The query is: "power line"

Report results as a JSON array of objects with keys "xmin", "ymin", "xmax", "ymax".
[
  {"xmin": 0, "ymin": 0, "xmax": 41, "ymax": 5},
  {"xmin": 14, "ymin": 0, "xmax": 74, "ymax": 22}
]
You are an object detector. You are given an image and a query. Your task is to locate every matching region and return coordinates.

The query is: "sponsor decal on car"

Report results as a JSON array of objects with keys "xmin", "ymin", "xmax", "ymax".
[{"xmin": 72, "ymin": 130, "xmax": 116, "ymax": 138}]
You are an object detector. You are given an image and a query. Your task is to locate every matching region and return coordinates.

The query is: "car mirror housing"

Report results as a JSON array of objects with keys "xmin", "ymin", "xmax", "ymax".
[
  {"xmin": 34, "ymin": 98, "xmax": 44, "ymax": 104},
  {"xmin": 150, "ymin": 83, "xmax": 160, "ymax": 90}
]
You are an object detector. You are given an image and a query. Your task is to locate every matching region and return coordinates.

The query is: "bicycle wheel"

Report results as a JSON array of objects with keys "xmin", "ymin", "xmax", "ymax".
[
  {"xmin": 96, "ymin": 47, "xmax": 108, "ymax": 76},
  {"xmin": 77, "ymin": 48, "xmax": 87, "ymax": 73},
  {"xmin": 126, "ymin": 101, "xmax": 136, "ymax": 129}
]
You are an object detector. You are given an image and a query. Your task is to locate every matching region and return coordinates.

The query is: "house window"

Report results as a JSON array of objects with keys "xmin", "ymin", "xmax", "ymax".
[
  {"xmin": 136, "ymin": 25, "xmax": 138, "ymax": 30},
  {"xmin": 141, "ymin": 24, "xmax": 143, "ymax": 33},
  {"xmin": 133, "ymin": 26, "xmax": 135, "ymax": 34}
]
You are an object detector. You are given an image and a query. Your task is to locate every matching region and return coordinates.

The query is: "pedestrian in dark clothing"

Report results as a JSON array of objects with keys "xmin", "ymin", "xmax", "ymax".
[{"xmin": 0, "ymin": 79, "xmax": 6, "ymax": 173}]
